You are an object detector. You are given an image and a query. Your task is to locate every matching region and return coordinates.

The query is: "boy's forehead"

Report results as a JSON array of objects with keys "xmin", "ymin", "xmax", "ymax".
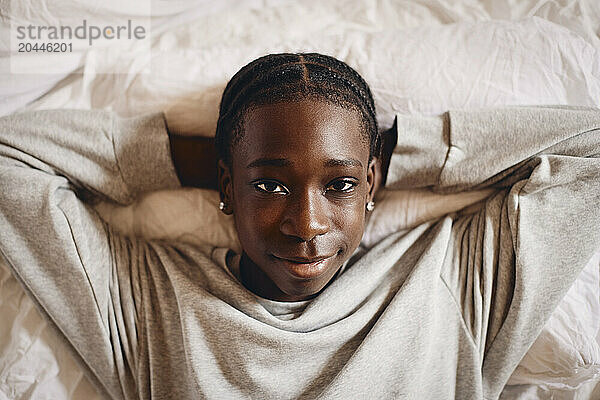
[
  {"xmin": 234, "ymin": 100, "xmax": 368, "ymax": 162},
  {"xmin": 243, "ymin": 99, "xmax": 359, "ymax": 128}
]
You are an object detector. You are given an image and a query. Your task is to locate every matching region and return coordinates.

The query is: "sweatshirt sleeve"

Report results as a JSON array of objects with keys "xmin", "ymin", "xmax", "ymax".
[
  {"xmin": 386, "ymin": 106, "xmax": 600, "ymax": 192},
  {"xmin": 0, "ymin": 109, "xmax": 181, "ymax": 399},
  {"xmin": 386, "ymin": 106, "xmax": 600, "ymax": 399}
]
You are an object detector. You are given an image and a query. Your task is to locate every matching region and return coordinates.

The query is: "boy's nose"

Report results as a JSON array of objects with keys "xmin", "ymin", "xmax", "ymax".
[{"xmin": 279, "ymin": 190, "xmax": 330, "ymax": 242}]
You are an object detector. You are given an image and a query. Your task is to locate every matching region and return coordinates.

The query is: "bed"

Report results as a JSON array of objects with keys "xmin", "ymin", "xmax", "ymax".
[{"xmin": 1, "ymin": 0, "xmax": 600, "ymax": 398}]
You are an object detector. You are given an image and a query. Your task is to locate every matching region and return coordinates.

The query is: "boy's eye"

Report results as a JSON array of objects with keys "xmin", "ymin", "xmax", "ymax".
[
  {"xmin": 327, "ymin": 180, "xmax": 356, "ymax": 192},
  {"xmin": 255, "ymin": 181, "xmax": 288, "ymax": 194}
]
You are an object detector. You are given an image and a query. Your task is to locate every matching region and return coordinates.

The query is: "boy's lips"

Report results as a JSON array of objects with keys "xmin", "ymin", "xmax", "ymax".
[
  {"xmin": 274, "ymin": 255, "xmax": 331, "ymax": 263},
  {"xmin": 271, "ymin": 254, "xmax": 336, "ymax": 279}
]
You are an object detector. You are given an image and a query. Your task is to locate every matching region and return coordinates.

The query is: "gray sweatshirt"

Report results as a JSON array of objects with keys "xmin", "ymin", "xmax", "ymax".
[{"xmin": 0, "ymin": 107, "xmax": 599, "ymax": 400}]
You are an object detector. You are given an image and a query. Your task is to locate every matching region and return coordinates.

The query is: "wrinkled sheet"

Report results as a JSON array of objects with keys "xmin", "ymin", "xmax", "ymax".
[{"xmin": 1, "ymin": 0, "xmax": 600, "ymax": 399}]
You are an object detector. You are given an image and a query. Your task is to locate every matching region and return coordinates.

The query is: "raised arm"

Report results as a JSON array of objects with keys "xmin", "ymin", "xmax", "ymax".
[
  {"xmin": 0, "ymin": 110, "xmax": 181, "ymax": 203},
  {"xmin": 0, "ymin": 109, "xmax": 181, "ymax": 399},
  {"xmin": 385, "ymin": 106, "xmax": 600, "ymax": 191},
  {"xmin": 386, "ymin": 106, "xmax": 600, "ymax": 398}
]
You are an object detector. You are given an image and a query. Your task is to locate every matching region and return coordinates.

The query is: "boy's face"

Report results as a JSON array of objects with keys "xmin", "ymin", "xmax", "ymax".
[{"xmin": 220, "ymin": 99, "xmax": 375, "ymax": 301}]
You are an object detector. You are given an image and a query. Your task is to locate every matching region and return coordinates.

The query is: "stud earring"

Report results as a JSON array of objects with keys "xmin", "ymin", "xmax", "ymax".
[
  {"xmin": 219, "ymin": 201, "xmax": 226, "ymax": 211},
  {"xmin": 366, "ymin": 201, "xmax": 375, "ymax": 212}
]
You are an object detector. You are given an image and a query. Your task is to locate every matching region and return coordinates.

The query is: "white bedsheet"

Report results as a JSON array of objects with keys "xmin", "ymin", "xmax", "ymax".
[{"xmin": 1, "ymin": 1, "xmax": 600, "ymax": 399}]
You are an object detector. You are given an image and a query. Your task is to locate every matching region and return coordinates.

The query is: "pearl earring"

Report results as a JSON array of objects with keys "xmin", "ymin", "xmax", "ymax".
[
  {"xmin": 219, "ymin": 201, "xmax": 225, "ymax": 211},
  {"xmin": 366, "ymin": 201, "xmax": 375, "ymax": 212}
]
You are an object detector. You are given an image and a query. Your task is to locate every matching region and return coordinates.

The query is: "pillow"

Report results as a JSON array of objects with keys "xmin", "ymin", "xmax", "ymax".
[
  {"xmin": 25, "ymin": 17, "xmax": 600, "ymax": 135},
  {"xmin": 159, "ymin": 17, "xmax": 600, "ymax": 136}
]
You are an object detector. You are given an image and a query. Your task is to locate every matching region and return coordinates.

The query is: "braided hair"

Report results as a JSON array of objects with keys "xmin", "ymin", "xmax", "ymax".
[{"xmin": 215, "ymin": 53, "xmax": 379, "ymax": 166}]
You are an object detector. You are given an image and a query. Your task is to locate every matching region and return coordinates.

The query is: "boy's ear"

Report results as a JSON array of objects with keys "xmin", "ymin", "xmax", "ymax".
[{"xmin": 217, "ymin": 159, "xmax": 234, "ymax": 215}]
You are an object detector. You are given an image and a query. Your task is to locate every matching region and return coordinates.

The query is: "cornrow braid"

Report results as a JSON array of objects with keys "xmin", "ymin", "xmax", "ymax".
[{"xmin": 215, "ymin": 52, "xmax": 380, "ymax": 166}]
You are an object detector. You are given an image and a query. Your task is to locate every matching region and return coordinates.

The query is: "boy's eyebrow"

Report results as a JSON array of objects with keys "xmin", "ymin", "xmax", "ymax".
[
  {"xmin": 324, "ymin": 158, "xmax": 363, "ymax": 168},
  {"xmin": 247, "ymin": 158, "xmax": 290, "ymax": 168},
  {"xmin": 247, "ymin": 158, "xmax": 363, "ymax": 169}
]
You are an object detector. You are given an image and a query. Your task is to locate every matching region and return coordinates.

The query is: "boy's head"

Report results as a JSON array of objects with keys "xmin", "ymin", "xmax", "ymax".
[{"xmin": 215, "ymin": 53, "xmax": 379, "ymax": 301}]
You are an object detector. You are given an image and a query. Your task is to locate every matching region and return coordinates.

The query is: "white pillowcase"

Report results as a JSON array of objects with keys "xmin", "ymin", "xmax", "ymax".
[{"xmin": 158, "ymin": 17, "xmax": 600, "ymax": 136}]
